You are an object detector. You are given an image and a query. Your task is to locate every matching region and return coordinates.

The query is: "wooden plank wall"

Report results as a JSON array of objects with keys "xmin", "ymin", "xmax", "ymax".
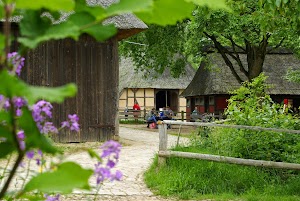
[{"xmin": 22, "ymin": 35, "xmax": 119, "ymax": 142}]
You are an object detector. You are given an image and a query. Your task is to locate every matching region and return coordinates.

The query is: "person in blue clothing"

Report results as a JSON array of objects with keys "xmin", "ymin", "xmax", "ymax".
[{"xmin": 146, "ymin": 108, "xmax": 158, "ymax": 128}]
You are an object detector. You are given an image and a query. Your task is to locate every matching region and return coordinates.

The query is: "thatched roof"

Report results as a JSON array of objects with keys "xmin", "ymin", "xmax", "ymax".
[
  {"xmin": 8, "ymin": 0, "xmax": 147, "ymax": 40},
  {"xmin": 119, "ymin": 57, "xmax": 196, "ymax": 94},
  {"xmin": 181, "ymin": 53, "xmax": 300, "ymax": 97}
]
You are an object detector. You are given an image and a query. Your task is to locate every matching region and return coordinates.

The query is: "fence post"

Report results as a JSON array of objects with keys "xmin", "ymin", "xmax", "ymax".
[
  {"xmin": 181, "ymin": 111, "xmax": 184, "ymax": 122},
  {"xmin": 158, "ymin": 121, "xmax": 168, "ymax": 166}
]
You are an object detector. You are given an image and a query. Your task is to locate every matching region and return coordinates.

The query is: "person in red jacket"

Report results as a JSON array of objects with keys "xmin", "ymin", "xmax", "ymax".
[
  {"xmin": 133, "ymin": 100, "xmax": 141, "ymax": 110},
  {"xmin": 133, "ymin": 100, "xmax": 141, "ymax": 120}
]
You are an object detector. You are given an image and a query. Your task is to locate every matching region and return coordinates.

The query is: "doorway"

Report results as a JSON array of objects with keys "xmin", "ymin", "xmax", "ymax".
[{"xmin": 155, "ymin": 89, "xmax": 178, "ymax": 112}]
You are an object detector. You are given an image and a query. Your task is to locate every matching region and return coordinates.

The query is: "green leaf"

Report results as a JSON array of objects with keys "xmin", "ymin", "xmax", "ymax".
[
  {"xmin": 0, "ymin": 71, "xmax": 77, "ymax": 104},
  {"xmin": 27, "ymin": 83, "xmax": 77, "ymax": 105},
  {"xmin": 18, "ymin": 21, "xmax": 80, "ymax": 49},
  {"xmin": 0, "ymin": 142, "xmax": 15, "ymax": 158},
  {"xmin": 135, "ymin": 0, "xmax": 195, "ymax": 25},
  {"xmin": 275, "ymin": 0, "xmax": 281, "ymax": 7},
  {"xmin": 0, "ymin": 70, "xmax": 29, "ymax": 98},
  {"xmin": 106, "ymin": 0, "xmax": 153, "ymax": 16},
  {"xmin": 74, "ymin": 0, "xmax": 107, "ymax": 21},
  {"xmin": 16, "ymin": 0, "xmax": 75, "ymax": 11},
  {"xmin": 68, "ymin": 13, "xmax": 117, "ymax": 41},
  {"xmin": 0, "ymin": 110, "xmax": 11, "ymax": 124},
  {"xmin": 87, "ymin": 149, "xmax": 101, "ymax": 161},
  {"xmin": 18, "ymin": 108, "xmax": 57, "ymax": 154},
  {"xmin": 19, "ymin": 10, "xmax": 51, "ymax": 38},
  {"xmin": 0, "ymin": 125, "xmax": 13, "ymax": 142},
  {"xmin": 83, "ymin": 24, "xmax": 117, "ymax": 41},
  {"xmin": 186, "ymin": 0, "xmax": 230, "ymax": 10},
  {"xmin": 23, "ymin": 162, "xmax": 93, "ymax": 193}
]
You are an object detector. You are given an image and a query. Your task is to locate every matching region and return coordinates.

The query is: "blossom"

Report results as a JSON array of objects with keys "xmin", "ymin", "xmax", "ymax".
[
  {"xmin": 61, "ymin": 114, "xmax": 80, "ymax": 132},
  {"xmin": 44, "ymin": 194, "xmax": 60, "ymax": 201},
  {"xmin": 26, "ymin": 151, "xmax": 35, "ymax": 159},
  {"xmin": 113, "ymin": 170, "xmax": 123, "ymax": 181},
  {"xmin": 7, "ymin": 52, "xmax": 25, "ymax": 76},
  {"xmin": 17, "ymin": 130, "xmax": 25, "ymax": 150},
  {"xmin": 93, "ymin": 140, "xmax": 122, "ymax": 185},
  {"xmin": 41, "ymin": 122, "xmax": 58, "ymax": 134},
  {"xmin": 100, "ymin": 140, "xmax": 121, "ymax": 159}
]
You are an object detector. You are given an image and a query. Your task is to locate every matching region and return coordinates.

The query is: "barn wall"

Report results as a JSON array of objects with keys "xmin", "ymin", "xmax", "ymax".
[{"xmin": 23, "ymin": 35, "xmax": 119, "ymax": 142}]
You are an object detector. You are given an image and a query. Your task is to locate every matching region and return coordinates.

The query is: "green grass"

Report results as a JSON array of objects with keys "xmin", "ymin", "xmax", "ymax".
[
  {"xmin": 144, "ymin": 146, "xmax": 300, "ymax": 201},
  {"xmin": 119, "ymin": 119, "xmax": 145, "ymax": 124}
]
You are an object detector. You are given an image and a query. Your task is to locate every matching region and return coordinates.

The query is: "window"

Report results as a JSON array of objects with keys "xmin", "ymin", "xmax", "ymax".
[{"xmin": 209, "ymin": 96, "xmax": 214, "ymax": 105}]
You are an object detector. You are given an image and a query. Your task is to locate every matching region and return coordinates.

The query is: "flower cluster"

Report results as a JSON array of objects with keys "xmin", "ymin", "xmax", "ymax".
[
  {"xmin": 7, "ymin": 52, "xmax": 25, "ymax": 76},
  {"xmin": 94, "ymin": 140, "xmax": 122, "ymax": 185},
  {"xmin": 26, "ymin": 149, "xmax": 43, "ymax": 166},
  {"xmin": 61, "ymin": 114, "xmax": 80, "ymax": 132},
  {"xmin": 0, "ymin": 95, "xmax": 26, "ymax": 116},
  {"xmin": 32, "ymin": 100, "xmax": 58, "ymax": 134}
]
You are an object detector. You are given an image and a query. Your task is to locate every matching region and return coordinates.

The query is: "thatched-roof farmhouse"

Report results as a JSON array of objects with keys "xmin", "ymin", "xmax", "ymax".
[
  {"xmin": 181, "ymin": 52, "xmax": 300, "ymax": 120},
  {"xmin": 119, "ymin": 57, "xmax": 196, "ymax": 116},
  {"xmin": 13, "ymin": 0, "xmax": 147, "ymax": 142}
]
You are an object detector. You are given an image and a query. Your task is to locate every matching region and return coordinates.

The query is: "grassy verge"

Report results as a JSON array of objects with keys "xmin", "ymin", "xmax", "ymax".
[
  {"xmin": 144, "ymin": 146, "xmax": 300, "ymax": 201},
  {"xmin": 119, "ymin": 119, "xmax": 145, "ymax": 124}
]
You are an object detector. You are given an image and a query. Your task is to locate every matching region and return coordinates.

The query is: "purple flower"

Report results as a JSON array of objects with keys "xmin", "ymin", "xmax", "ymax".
[
  {"xmin": 17, "ymin": 130, "xmax": 25, "ymax": 150},
  {"xmin": 94, "ymin": 164, "xmax": 111, "ymax": 185},
  {"xmin": 16, "ymin": 108, "xmax": 22, "ymax": 116},
  {"xmin": 38, "ymin": 149, "xmax": 43, "ymax": 157},
  {"xmin": 36, "ymin": 158, "xmax": 41, "ymax": 166},
  {"xmin": 17, "ymin": 130, "xmax": 25, "ymax": 140},
  {"xmin": 70, "ymin": 122, "xmax": 79, "ymax": 132},
  {"xmin": 41, "ymin": 122, "xmax": 58, "ymax": 134},
  {"xmin": 113, "ymin": 170, "xmax": 123, "ymax": 181},
  {"xmin": 0, "ymin": 95, "xmax": 10, "ymax": 110},
  {"xmin": 106, "ymin": 160, "xmax": 115, "ymax": 168},
  {"xmin": 3, "ymin": 99, "xmax": 10, "ymax": 110},
  {"xmin": 44, "ymin": 194, "xmax": 60, "ymax": 201},
  {"xmin": 100, "ymin": 140, "xmax": 121, "ymax": 159},
  {"xmin": 32, "ymin": 100, "xmax": 53, "ymax": 122},
  {"xmin": 26, "ymin": 151, "xmax": 35, "ymax": 159},
  {"xmin": 60, "ymin": 114, "xmax": 80, "ymax": 132},
  {"xmin": 13, "ymin": 97, "xmax": 26, "ymax": 108},
  {"xmin": 61, "ymin": 121, "xmax": 70, "ymax": 128},
  {"xmin": 68, "ymin": 114, "xmax": 79, "ymax": 122},
  {"xmin": 7, "ymin": 52, "xmax": 25, "ymax": 76},
  {"xmin": 19, "ymin": 141, "xmax": 25, "ymax": 151}
]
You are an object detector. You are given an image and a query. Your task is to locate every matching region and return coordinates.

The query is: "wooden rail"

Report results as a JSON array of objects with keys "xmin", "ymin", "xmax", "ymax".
[{"xmin": 158, "ymin": 120, "xmax": 300, "ymax": 170}]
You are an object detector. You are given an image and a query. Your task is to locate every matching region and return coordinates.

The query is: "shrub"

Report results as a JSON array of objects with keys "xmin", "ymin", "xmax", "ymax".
[{"xmin": 208, "ymin": 74, "xmax": 300, "ymax": 163}]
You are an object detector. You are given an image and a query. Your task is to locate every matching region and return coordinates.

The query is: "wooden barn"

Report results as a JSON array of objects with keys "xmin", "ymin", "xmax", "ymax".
[
  {"xmin": 15, "ymin": 0, "xmax": 147, "ymax": 142},
  {"xmin": 119, "ymin": 57, "xmax": 196, "ymax": 117},
  {"xmin": 181, "ymin": 52, "xmax": 300, "ymax": 120}
]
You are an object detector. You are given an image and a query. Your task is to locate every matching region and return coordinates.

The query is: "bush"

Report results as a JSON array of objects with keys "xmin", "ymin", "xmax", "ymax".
[{"xmin": 206, "ymin": 74, "xmax": 300, "ymax": 163}]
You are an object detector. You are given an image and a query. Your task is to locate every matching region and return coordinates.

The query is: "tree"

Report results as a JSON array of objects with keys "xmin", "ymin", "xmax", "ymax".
[
  {"xmin": 0, "ymin": 0, "xmax": 229, "ymax": 200},
  {"xmin": 121, "ymin": 0, "xmax": 300, "ymax": 82}
]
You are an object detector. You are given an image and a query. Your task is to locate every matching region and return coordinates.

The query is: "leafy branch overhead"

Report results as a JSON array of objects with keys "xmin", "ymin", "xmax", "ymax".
[
  {"xmin": 12, "ymin": 0, "xmax": 228, "ymax": 49},
  {"xmin": 120, "ymin": 0, "xmax": 300, "ymax": 81}
]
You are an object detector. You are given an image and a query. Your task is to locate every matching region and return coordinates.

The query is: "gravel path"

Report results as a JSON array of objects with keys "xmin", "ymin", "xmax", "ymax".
[{"xmin": 62, "ymin": 125, "xmax": 190, "ymax": 201}]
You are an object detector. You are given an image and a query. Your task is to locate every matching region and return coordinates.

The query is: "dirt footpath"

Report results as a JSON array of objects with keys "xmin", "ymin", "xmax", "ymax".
[{"xmin": 62, "ymin": 125, "xmax": 191, "ymax": 201}]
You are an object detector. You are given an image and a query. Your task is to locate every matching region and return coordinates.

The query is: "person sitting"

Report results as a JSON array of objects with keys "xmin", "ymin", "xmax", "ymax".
[
  {"xmin": 159, "ymin": 107, "xmax": 172, "ymax": 129},
  {"xmin": 145, "ymin": 108, "xmax": 158, "ymax": 128}
]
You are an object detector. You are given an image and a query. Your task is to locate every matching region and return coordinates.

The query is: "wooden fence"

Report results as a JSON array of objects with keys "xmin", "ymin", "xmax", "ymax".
[
  {"xmin": 119, "ymin": 110, "xmax": 223, "ymax": 122},
  {"xmin": 158, "ymin": 120, "xmax": 300, "ymax": 170}
]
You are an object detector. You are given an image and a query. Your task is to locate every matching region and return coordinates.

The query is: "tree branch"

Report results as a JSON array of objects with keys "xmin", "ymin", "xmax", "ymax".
[
  {"xmin": 0, "ymin": 101, "xmax": 24, "ymax": 199},
  {"xmin": 229, "ymin": 37, "xmax": 248, "ymax": 77},
  {"xmin": 204, "ymin": 32, "xmax": 244, "ymax": 83},
  {"xmin": 267, "ymin": 37, "xmax": 285, "ymax": 53}
]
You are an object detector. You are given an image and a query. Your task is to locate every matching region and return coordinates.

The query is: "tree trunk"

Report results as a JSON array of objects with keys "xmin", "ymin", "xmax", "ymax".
[{"xmin": 245, "ymin": 37, "xmax": 268, "ymax": 81}]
